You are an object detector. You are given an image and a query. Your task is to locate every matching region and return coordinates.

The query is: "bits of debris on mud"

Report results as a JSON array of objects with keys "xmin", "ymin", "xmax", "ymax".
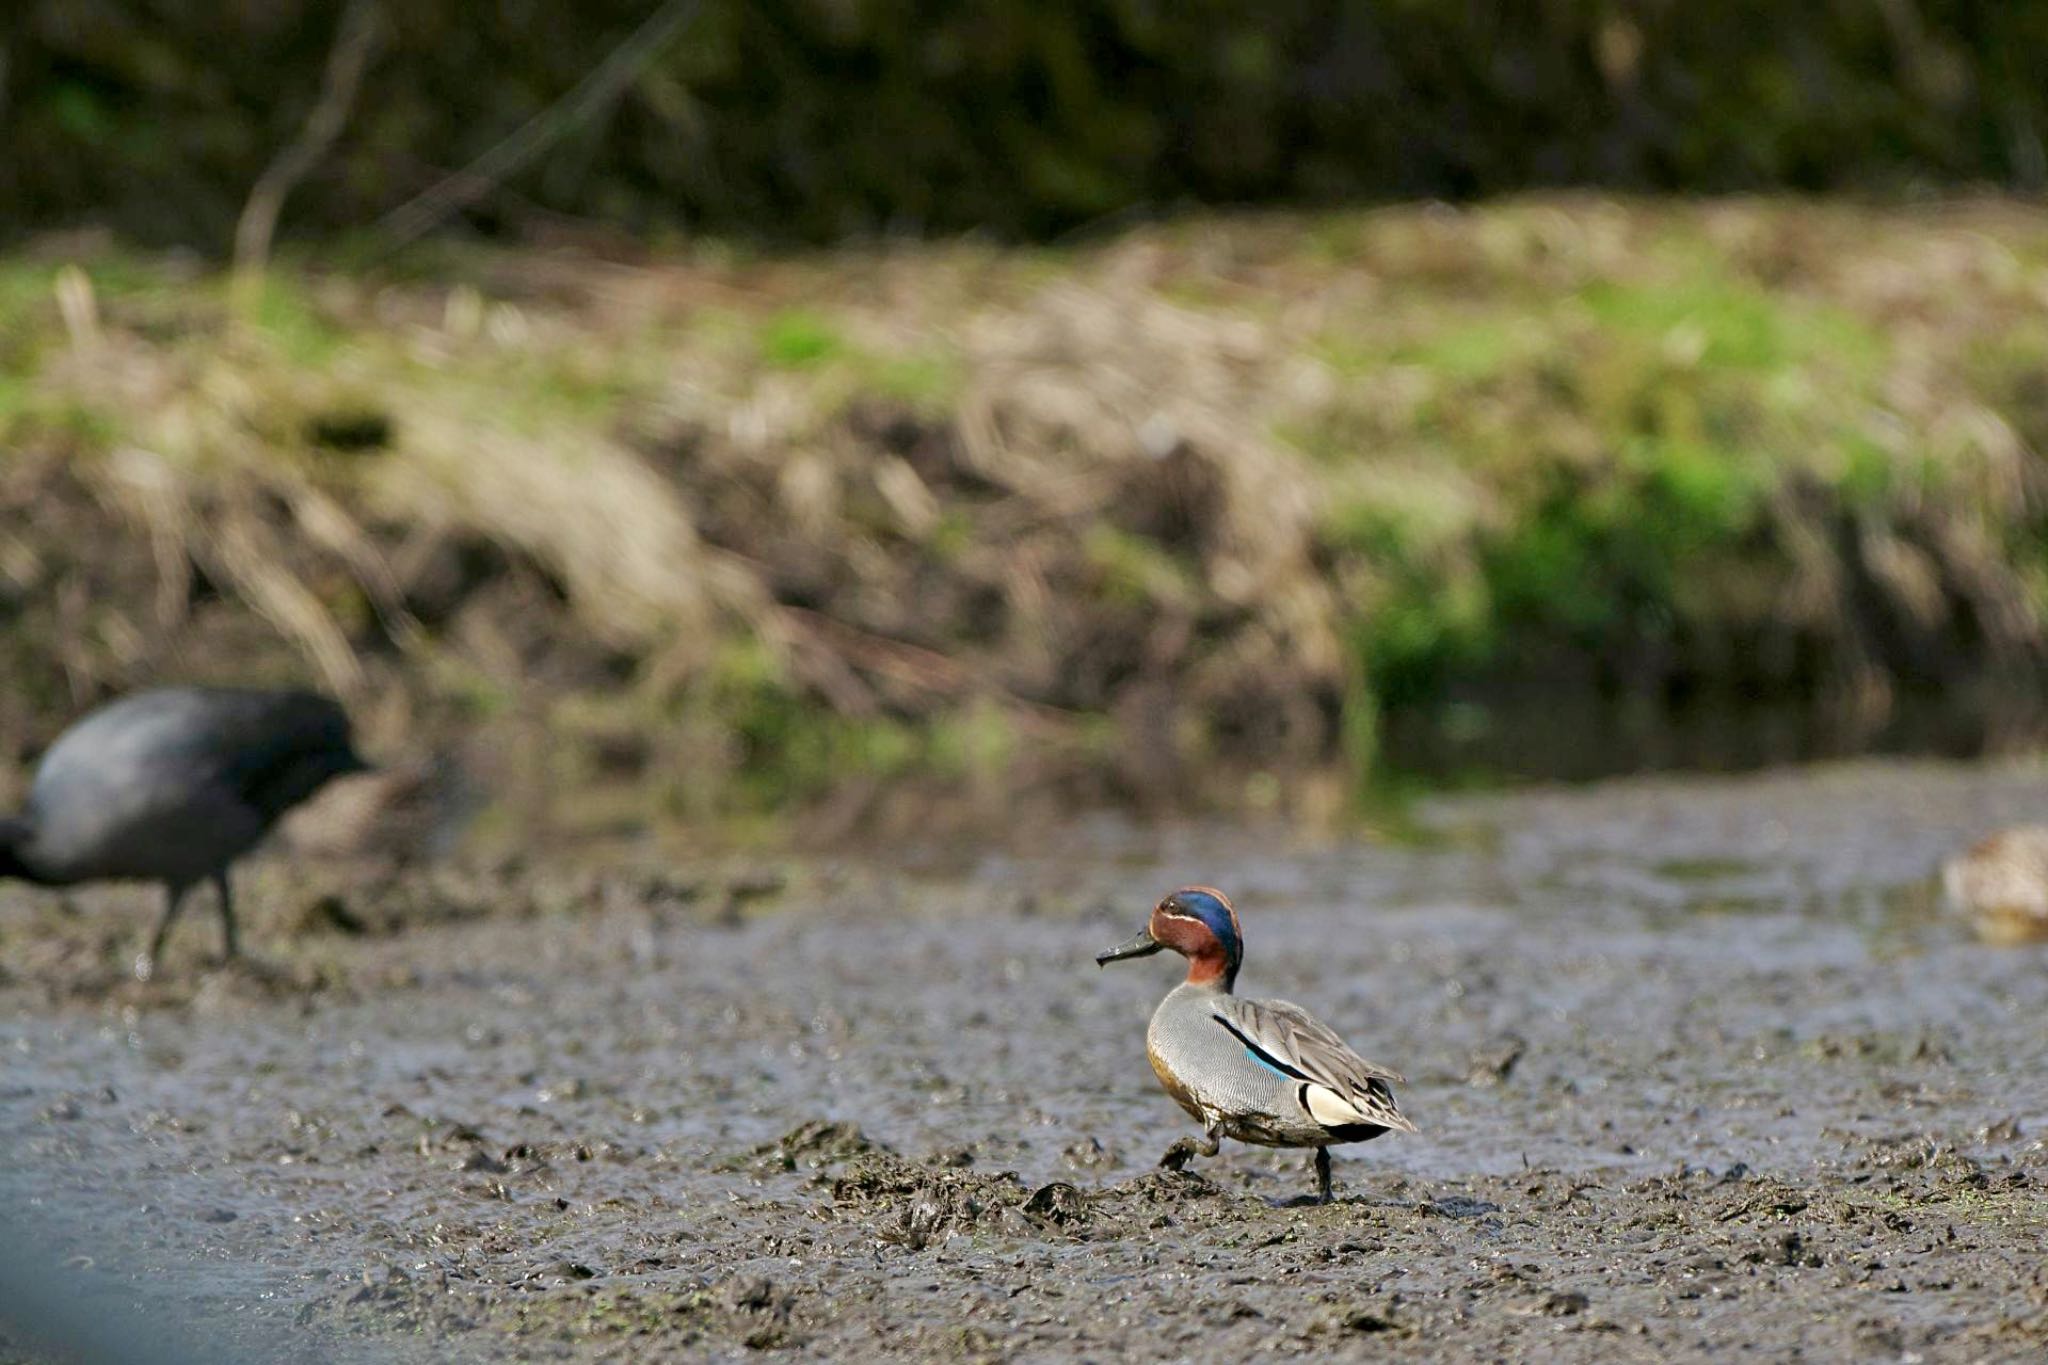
[
  {"xmin": 1515, "ymin": 1289, "xmax": 1591, "ymax": 1317},
  {"xmin": 1061, "ymin": 1136, "xmax": 1118, "ymax": 1169},
  {"xmin": 1320, "ymin": 1299, "xmax": 1413, "ymax": 1336},
  {"xmin": 38, "ymin": 1097, "xmax": 84, "ymax": 1122},
  {"xmin": 585, "ymin": 1277, "xmax": 803, "ymax": 1352},
  {"xmin": 412, "ymin": 1117, "xmax": 489, "ymax": 1159},
  {"xmin": 641, "ymin": 1276, "xmax": 803, "ymax": 1351},
  {"xmin": 748, "ymin": 1118, "xmax": 880, "ymax": 1173},
  {"xmin": 1022, "ymin": 1181, "xmax": 1089, "ymax": 1224},
  {"xmin": 831, "ymin": 1155, "xmax": 998, "ymax": 1245},
  {"xmin": 1859, "ymin": 1135, "xmax": 1989, "ymax": 1184},
  {"xmin": 722, "ymin": 870, "xmax": 788, "ymax": 910},
  {"xmin": 1113, "ymin": 1169, "xmax": 1221, "ymax": 1206},
  {"xmin": 1422, "ymin": 1194, "xmax": 1502, "ymax": 1220},
  {"xmin": 283, "ymin": 867, "xmax": 503, "ymax": 941},
  {"xmin": 721, "ymin": 1275, "xmax": 789, "ymax": 1316},
  {"xmin": 290, "ymin": 893, "xmax": 369, "ymax": 937},
  {"xmin": 829, "ymin": 1152, "xmax": 1092, "ymax": 1247},
  {"xmin": 1466, "ymin": 1034, "xmax": 1526, "ymax": 1086},
  {"xmin": 1979, "ymin": 1117, "xmax": 2024, "ymax": 1143},
  {"xmin": 1758, "ymin": 1230, "xmax": 1825, "ymax": 1268}
]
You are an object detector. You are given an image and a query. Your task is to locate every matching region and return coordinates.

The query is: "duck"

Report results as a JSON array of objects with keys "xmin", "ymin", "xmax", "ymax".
[
  {"xmin": 1096, "ymin": 885, "xmax": 1414, "ymax": 1202},
  {"xmin": 1941, "ymin": 827, "xmax": 2048, "ymax": 945},
  {"xmin": 0, "ymin": 686, "xmax": 369, "ymax": 979}
]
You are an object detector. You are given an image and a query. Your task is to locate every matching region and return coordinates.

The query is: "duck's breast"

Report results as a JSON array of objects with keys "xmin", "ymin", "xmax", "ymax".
[{"xmin": 1146, "ymin": 985, "xmax": 1322, "ymax": 1145}]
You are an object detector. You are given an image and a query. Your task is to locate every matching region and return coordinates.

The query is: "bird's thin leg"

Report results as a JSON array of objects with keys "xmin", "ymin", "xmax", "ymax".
[
  {"xmin": 1159, "ymin": 1120, "xmax": 1224, "ymax": 1171},
  {"xmin": 212, "ymin": 868, "xmax": 240, "ymax": 962},
  {"xmin": 140, "ymin": 882, "xmax": 191, "ymax": 981},
  {"xmin": 1314, "ymin": 1147, "xmax": 1334, "ymax": 1204}
]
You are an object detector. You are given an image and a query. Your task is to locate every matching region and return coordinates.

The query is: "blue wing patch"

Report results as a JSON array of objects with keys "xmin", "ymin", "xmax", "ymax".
[
  {"xmin": 1213, "ymin": 1012, "xmax": 1312, "ymax": 1082},
  {"xmin": 1245, "ymin": 1047, "xmax": 1293, "ymax": 1079}
]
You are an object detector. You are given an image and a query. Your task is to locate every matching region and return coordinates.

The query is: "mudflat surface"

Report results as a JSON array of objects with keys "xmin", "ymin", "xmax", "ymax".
[{"xmin": 3, "ymin": 761, "xmax": 2046, "ymax": 1362}]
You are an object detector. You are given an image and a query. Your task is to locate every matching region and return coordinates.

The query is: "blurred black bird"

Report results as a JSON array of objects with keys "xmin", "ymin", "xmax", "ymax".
[{"xmin": 0, "ymin": 687, "xmax": 368, "ymax": 979}]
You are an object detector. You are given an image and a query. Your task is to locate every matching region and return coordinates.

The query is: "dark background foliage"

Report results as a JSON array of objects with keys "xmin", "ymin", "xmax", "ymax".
[{"xmin": 8, "ymin": 0, "xmax": 2048, "ymax": 249}]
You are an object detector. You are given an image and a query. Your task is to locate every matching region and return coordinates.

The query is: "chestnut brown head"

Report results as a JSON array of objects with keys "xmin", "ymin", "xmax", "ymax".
[{"xmin": 1095, "ymin": 885, "xmax": 1243, "ymax": 988}]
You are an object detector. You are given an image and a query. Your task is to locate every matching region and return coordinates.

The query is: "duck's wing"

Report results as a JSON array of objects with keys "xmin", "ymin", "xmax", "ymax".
[{"xmin": 1211, "ymin": 994, "xmax": 1417, "ymax": 1133}]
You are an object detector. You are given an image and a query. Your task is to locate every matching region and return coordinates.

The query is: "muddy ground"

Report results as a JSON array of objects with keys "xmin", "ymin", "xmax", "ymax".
[{"xmin": 2, "ymin": 761, "xmax": 2046, "ymax": 1362}]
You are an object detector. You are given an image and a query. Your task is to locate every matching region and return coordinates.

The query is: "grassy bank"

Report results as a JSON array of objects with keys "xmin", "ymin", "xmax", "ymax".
[{"xmin": 7, "ymin": 197, "xmax": 2048, "ymax": 829}]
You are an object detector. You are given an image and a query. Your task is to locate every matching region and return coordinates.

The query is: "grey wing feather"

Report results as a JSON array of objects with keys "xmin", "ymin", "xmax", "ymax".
[
  {"xmin": 1214, "ymin": 994, "xmax": 1415, "ymax": 1131},
  {"xmin": 1221, "ymin": 996, "xmax": 1408, "ymax": 1086},
  {"xmin": 1212, "ymin": 998, "xmax": 1425, "ymax": 1137}
]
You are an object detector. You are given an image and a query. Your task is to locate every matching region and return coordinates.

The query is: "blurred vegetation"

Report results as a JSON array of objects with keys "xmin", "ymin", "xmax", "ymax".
[
  {"xmin": 9, "ymin": 2, "xmax": 2048, "ymax": 248},
  {"xmin": 7, "ymin": 199, "xmax": 2048, "ymax": 830}
]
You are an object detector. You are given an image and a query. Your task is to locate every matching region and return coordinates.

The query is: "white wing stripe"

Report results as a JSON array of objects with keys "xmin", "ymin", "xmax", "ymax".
[{"xmin": 1303, "ymin": 1083, "xmax": 1372, "ymax": 1128}]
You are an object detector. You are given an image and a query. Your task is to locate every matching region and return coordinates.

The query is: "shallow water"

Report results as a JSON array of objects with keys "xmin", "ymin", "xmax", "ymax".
[{"xmin": 3, "ymin": 759, "xmax": 2046, "ymax": 1361}]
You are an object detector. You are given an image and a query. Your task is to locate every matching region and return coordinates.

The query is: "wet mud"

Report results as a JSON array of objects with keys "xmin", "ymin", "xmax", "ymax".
[{"xmin": 3, "ymin": 761, "xmax": 2047, "ymax": 1361}]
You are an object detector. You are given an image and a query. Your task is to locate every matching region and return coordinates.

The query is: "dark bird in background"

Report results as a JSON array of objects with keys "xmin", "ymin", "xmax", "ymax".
[{"xmin": 0, "ymin": 687, "xmax": 369, "ymax": 979}]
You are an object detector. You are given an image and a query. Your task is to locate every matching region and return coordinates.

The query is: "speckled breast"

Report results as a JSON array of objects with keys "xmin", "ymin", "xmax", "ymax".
[{"xmin": 1145, "ymin": 1035, "xmax": 1213, "ymax": 1126}]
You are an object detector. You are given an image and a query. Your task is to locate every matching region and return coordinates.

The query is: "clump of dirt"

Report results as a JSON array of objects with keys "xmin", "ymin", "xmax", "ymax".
[
  {"xmin": 748, "ymin": 1118, "xmax": 881, "ymax": 1173},
  {"xmin": 706, "ymin": 1275, "xmax": 803, "ymax": 1351},
  {"xmin": 311, "ymin": 1263, "xmax": 475, "ymax": 1339},
  {"xmin": 830, "ymin": 1152, "xmax": 1097, "ymax": 1247},
  {"xmin": 1020, "ymin": 1180, "xmax": 1091, "ymax": 1225},
  {"xmin": 1060, "ymin": 1136, "xmax": 1119, "ymax": 1169},
  {"xmin": 552, "ymin": 1275, "xmax": 806, "ymax": 1353},
  {"xmin": 1465, "ymin": 1033, "xmax": 1526, "ymax": 1086}
]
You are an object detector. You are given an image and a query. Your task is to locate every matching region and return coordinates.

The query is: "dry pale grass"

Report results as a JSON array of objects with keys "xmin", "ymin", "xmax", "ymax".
[{"xmin": 9, "ymin": 196, "xmax": 2048, "ymax": 822}]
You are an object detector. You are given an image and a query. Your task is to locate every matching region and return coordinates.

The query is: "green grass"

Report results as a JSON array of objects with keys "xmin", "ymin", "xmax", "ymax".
[
  {"xmin": 1576, "ymin": 273, "xmax": 1880, "ymax": 375},
  {"xmin": 758, "ymin": 310, "xmax": 846, "ymax": 368},
  {"xmin": 865, "ymin": 348, "xmax": 964, "ymax": 409},
  {"xmin": 246, "ymin": 278, "xmax": 350, "ymax": 367},
  {"xmin": 1084, "ymin": 524, "xmax": 1198, "ymax": 608},
  {"xmin": 12, "ymin": 198, "xmax": 2048, "ymax": 817}
]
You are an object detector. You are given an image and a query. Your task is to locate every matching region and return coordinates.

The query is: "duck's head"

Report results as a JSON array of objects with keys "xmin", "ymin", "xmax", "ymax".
[{"xmin": 1096, "ymin": 885, "xmax": 1242, "ymax": 989}]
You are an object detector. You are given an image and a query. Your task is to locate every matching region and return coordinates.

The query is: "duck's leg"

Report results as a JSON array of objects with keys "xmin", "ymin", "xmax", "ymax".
[
  {"xmin": 212, "ymin": 868, "xmax": 240, "ymax": 961},
  {"xmin": 1159, "ymin": 1121, "xmax": 1223, "ymax": 1171},
  {"xmin": 140, "ymin": 881, "xmax": 192, "ymax": 981},
  {"xmin": 1313, "ymin": 1147, "xmax": 1334, "ymax": 1203}
]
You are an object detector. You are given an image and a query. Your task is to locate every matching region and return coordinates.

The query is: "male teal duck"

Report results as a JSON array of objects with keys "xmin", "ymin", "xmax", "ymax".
[{"xmin": 1097, "ymin": 886, "xmax": 1414, "ymax": 1203}]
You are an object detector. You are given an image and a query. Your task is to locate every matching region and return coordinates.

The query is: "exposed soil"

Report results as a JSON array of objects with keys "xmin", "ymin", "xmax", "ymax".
[{"xmin": 3, "ymin": 760, "xmax": 2047, "ymax": 1361}]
